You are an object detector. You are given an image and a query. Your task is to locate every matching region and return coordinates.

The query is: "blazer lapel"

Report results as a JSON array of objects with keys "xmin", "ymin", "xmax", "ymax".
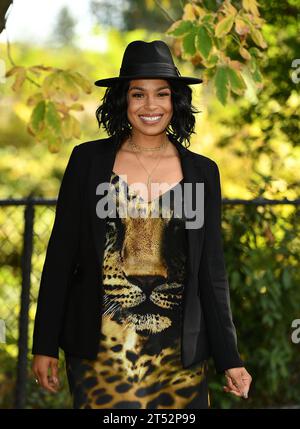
[{"xmin": 171, "ymin": 137, "xmax": 205, "ymax": 286}]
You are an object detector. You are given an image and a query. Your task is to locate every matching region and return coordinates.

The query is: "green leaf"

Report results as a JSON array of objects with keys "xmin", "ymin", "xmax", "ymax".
[
  {"xmin": 196, "ymin": 25, "xmax": 213, "ymax": 59},
  {"xmin": 252, "ymin": 66, "xmax": 263, "ymax": 83},
  {"xmin": 69, "ymin": 71, "xmax": 92, "ymax": 94},
  {"xmin": 45, "ymin": 101, "xmax": 61, "ymax": 134},
  {"xmin": 227, "ymin": 66, "xmax": 247, "ymax": 95},
  {"xmin": 214, "ymin": 66, "xmax": 229, "ymax": 105},
  {"xmin": 202, "ymin": 14, "xmax": 214, "ymax": 24},
  {"xmin": 282, "ymin": 268, "xmax": 292, "ymax": 289},
  {"xmin": 250, "ymin": 27, "xmax": 267, "ymax": 49},
  {"xmin": 183, "ymin": 30, "xmax": 196, "ymax": 56},
  {"xmin": 30, "ymin": 100, "xmax": 46, "ymax": 133},
  {"xmin": 166, "ymin": 20, "xmax": 194, "ymax": 36},
  {"xmin": 215, "ymin": 15, "xmax": 234, "ymax": 38},
  {"xmin": 203, "ymin": 53, "xmax": 219, "ymax": 68}
]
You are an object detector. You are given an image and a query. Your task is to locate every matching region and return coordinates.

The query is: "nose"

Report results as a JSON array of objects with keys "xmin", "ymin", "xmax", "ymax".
[
  {"xmin": 143, "ymin": 94, "xmax": 158, "ymax": 109},
  {"xmin": 127, "ymin": 275, "xmax": 165, "ymax": 295}
]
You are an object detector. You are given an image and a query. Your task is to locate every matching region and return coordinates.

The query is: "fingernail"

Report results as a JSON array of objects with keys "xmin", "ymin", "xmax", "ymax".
[{"xmin": 243, "ymin": 392, "xmax": 248, "ymax": 399}]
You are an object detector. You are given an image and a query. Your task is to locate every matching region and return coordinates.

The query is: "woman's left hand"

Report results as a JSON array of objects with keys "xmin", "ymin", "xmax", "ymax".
[{"xmin": 223, "ymin": 367, "xmax": 252, "ymax": 399}]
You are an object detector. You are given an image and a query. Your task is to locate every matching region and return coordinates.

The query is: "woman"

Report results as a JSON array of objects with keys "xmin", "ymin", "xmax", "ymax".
[{"xmin": 32, "ymin": 40, "xmax": 252, "ymax": 409}]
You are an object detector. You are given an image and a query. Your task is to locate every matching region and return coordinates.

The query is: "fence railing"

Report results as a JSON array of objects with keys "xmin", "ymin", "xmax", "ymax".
[{"xmin": 0, "ymin": 195, "xmax": 299, "ymax": 409}]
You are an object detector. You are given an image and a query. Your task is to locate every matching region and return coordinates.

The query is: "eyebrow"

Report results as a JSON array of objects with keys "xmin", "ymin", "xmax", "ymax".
[{"xmin": 128, "ymin": 86, "xmax": 171, "ymax": 91}]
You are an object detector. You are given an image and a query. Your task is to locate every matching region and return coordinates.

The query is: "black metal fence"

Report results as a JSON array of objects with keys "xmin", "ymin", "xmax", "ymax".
[{"xmin": 0, "ymin": 195, "xmax": 299, "ymax": 409}]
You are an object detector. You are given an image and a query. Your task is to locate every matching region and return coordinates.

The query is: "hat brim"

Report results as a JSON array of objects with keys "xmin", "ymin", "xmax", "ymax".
[{"xmin": 94, "ymin": 75, "xmax": 203, "ymax": 87}]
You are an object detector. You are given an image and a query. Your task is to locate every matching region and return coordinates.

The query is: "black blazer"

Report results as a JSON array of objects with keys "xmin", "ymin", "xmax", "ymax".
[{"xmin": 32, "ymin": 135, "xmax": 245, "ymax": 374}]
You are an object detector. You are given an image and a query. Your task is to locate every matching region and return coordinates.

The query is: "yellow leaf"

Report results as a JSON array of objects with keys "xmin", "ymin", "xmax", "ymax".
[
  {"xmin": 42, "ymin": 73, "xmax": 60, "ymax": 98},
  {"xmin": 29, "ymin": 65, "xmax": 55, "ymax": 72},
  {"xmin": 70, "ymin": 115, "xmax": 81, "ymax": 139},
  {"xmin": 69, "ymin": 71, "xmax": 92, "ymax": 94},
  {"xmin": 29, "ymin": 65, "xmax": 55, "ymax": 77},
  {"xmin": 60, "ymin": 72, "xmax": 80, "ymax": 101},
  {"xmin": 250, "ymin": 27, "xmax": 267, "ymax": 49},
  {"xmin": 239, "ymin": 46, "xmax": 251, "ymax": 60},
  {"xmin": 12, "ymin": 68, "xmax": 26, "ymax": 92},
  {"xmin": 183, "ymin": 3, "xmax": 205, "ymax": 21},
  {"xmin": 235, "ymin": 16, "xmax": 250, "ymax": 35},
  {"xmin": 166, "ymin": 20, "xmax": 182, "ymax": 35},
  {"xmin": 222, "ymin": 0, "xmax": 237, "ymax": 16},
  {"xmin": 48, "ymin": 135, "xmax": 63, "ymax": 153},
  {"xmin": 228, "ymin": 60, "xmax": 243, "ymax": 71},
  {"xmin": 215, "ymin": 15, "xmax": 234, "ymax": 38},
  {"xmin": 69, "ymin": 103, "xmax": 84, "ymax": 111},
  {"xmin": 242, "ymin": 0, "xmax": 260, "ymax": 16},
  {"xmin": 61, "ymin": 115, "xmax": 73, "ymax": 140},
  {"xmin": 54, "ymin": 102, "xmax": 69, "ymax": 115},
  {"xmin": 192, "ymin": 5, "xmax": 206, "ymax": 19},
  {"xmin": 26, "ymin": 93, "xmax": 44, "ymax": 106},
  {"xmin": 183, "ymin": 4, "xmax": 197, "ymax": 21}
]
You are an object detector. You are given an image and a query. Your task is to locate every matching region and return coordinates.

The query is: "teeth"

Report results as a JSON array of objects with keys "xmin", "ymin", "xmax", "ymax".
[{"xmin": 140, "ymin": 115, "xmax": 162, "ymax": 121}]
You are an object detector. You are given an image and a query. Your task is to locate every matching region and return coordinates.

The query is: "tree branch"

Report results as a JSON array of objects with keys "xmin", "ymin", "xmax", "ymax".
[{"xmin": 154, "ymin": 0, "xmax": 176, "ymax": 23}]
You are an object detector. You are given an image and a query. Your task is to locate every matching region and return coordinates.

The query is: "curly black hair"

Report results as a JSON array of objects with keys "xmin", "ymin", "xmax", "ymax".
[{"xmin": 95, "ymin": 79, "xmax": 201, "ymax": 150}]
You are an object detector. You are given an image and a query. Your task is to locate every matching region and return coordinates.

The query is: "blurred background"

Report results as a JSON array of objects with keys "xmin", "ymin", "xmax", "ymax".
[{"xmin": 0, "ymin": 0, "xmax": 299, "ymax": 409}]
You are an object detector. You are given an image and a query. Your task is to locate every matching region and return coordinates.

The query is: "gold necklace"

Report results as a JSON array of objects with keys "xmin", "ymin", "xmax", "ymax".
[
  {"xmin": 128, "ymin": 135, "xmax": 169, "ymax": 190},
  {"xmin": 129, "ymin": 136, "xmax": 167, "ymax": 152}
]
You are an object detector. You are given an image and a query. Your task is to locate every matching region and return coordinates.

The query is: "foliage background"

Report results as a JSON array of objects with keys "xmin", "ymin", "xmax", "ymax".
[{"xmin": 0, "ymin": 0, "xmax": 299, "ymax": 409}]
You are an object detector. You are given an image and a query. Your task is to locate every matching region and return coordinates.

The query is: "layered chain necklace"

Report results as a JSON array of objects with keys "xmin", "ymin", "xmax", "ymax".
[{"xmin": 127, "ymin": 134, "xmax": 169, "ymax": 191}]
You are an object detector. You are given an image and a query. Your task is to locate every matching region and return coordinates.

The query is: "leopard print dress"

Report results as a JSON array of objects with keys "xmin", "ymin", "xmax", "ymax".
[{"xmin": 65, "ymin": 171, "xmax": 209, "ymax": 409}]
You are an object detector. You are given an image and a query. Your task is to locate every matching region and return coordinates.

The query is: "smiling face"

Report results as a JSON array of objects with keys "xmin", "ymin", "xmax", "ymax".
[{"xmin": 126, "ymin": 79, "xmax": 173, "ymax": 137}]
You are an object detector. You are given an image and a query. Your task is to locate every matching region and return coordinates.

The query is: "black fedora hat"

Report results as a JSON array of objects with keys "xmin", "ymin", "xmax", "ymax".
[{"xmin": 94, "ymin": 40, "xmax": 203, "ymax": 87}]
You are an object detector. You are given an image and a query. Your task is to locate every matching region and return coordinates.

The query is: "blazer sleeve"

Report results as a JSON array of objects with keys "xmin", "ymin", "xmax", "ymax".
[
  {"xmin": 32, "ymin": 145, "xmax": 81, "ymax": 359},
  {"xmin": 198, "ymin": 160, "xmax": 245, "ymax": 374}
]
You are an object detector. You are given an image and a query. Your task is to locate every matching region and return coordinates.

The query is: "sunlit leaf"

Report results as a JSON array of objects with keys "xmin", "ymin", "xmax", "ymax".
[
  {"xmin": 61, "ymin": 114, "xmax": 73, "ymax": 139},
  {"xmin": 48, "ymin": 132, "xmax": 63, "ymax": 153},
  {"xmin": 202, "ymin": 53, "xmax": 219, "ymax": 68},
  {"xmin": 222, "ymin": 0, "xmax": 238, "ymax": 16},
  {"xmin": 69, "ymin": 103, "xmax": 84, "ymax": 111},
  {"xmin": 215, "ymin": 15, "xmax": 235, "ymax": 38},
  {"xmin": 70, "ymin": 115, "xmax": 81, "ymax": 139},
  {"xmin": 29, "ymin": 100, "xmax": 46, "ymax": 134},
  {"xmin": 60, "ymin": 72, "xmax": 80, "ymax": 101},
  {"xmin": 235, "ymin": 16, "xmax": 250, "ymax": 35},
  {"xmin": 42, "ymin": 73, "xmax": 60, "ymax": 98},
  {"xmin": 227, "ymin": 66, "xmax": 247, "ymax": 95},
  {"xmin": 242, "ymin": 0, "xmax": 260, "ymax": 16},
  {"xmin": 45, "ymin": 101, "xmax": 61, "ymax": 133},
  {"xmin": 166, "ymin": 19, "xmax": 194, "ymax": 36},
  {"xmin": 250, "ymin": 27, "xmax": 267, "ymax": 49},
  {"xmin": 26, "ymin": 93, "xmax": 44, "ymax": 106},
  {"xmin": 12, "ymin": 68, "xmax": 26, "ymax": 92},
  {"xmin": 182, "ymin": 4, "xmax": 199, "ymax": 21},
  {"xmin": 69, "ymin": 71, "xmax": 92, "ymax": 94},
  {"xmin": 239, "ymin": 46, "xmax": 251, "ymax": 60}
]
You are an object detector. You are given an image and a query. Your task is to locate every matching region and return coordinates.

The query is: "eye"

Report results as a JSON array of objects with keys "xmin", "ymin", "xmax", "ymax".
[{"xmin": 132, "ymin": 92, "xmax": 170, "ymax": 98}]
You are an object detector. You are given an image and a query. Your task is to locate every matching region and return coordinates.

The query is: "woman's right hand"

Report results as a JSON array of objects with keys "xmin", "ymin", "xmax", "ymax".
[{"xmin": 32, "ymin": 355, "xmax": 60, "ymax": 393}]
